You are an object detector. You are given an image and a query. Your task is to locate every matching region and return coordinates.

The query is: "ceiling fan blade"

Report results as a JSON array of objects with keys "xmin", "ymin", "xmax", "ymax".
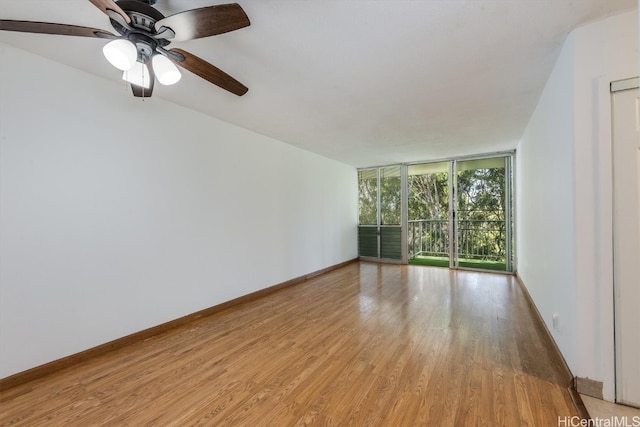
[
  {"xmin": 155, "ymin": 3, "xmax": 250, "ymax": 42},
  {"xmin": 0, "ymin": 20, "xmax": 117, "ymax": 38},
  {"xmin": 168, "ymin": 48, "xmax": 248, "ymax": 96},
  {"xmin": 88, "ymin": 0, "xmax": 131, "ymax": 24}
]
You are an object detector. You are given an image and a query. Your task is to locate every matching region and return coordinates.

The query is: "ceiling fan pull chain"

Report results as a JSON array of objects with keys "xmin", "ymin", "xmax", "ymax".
[{"xmin": 141, "ymin": 63, "xmax": 146, "ymax": 100}]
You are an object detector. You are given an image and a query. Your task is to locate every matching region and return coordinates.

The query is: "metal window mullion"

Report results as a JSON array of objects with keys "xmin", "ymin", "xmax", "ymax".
[
  {"xmin": 449, "ymin": 160, "xmax": 457, "ymax": 268},
  {"xmin": 401, "ymin": 164, "xmax": 408, "ymax": 263},
  {"xmin": 505, "ymin": 155, "xmax": 513, "ymax": 272},
  {"xmin": 376, "ymin": 168, "xmax": 381, "ymax": 259}
]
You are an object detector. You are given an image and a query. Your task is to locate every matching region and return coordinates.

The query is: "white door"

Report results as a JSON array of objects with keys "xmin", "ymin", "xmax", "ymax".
[{"xmin": 612, "ymin": 78, "xmax": 640, "ymax": 408}]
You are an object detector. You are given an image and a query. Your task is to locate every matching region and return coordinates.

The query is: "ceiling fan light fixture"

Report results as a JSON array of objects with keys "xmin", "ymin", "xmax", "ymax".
[
  {"xmin": 1, "ymin": 2, "xmax": 250, "ymax": 97},
  {"xmin": 122, "ymin": 61, "xmax": 151, "ymax": 89},
  {"xmin": 102, "ymin": 39, "xmax": 137, "ymax": 71},
  {"xmin": 152, "ymin": 54, "xmax": 181, "ymax": 85}
]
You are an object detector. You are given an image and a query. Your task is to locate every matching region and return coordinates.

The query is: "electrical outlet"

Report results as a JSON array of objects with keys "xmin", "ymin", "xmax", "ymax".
[{"xmin": 552, "ymin": 313, "xmax": 559, "ymax": 332}]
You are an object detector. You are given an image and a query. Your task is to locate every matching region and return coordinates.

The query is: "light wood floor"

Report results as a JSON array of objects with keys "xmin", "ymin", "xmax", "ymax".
[
  {"xmin": 581, "ymin": 394, "xmax": 640, "ymax": 420},
  {"xmin": 0, "ymin": 262, "xmax": 577, "ymax": 426}
]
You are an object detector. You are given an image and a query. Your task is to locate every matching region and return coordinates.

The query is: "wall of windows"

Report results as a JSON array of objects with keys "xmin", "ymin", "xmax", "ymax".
[{"xmin": 358, "ymin": 154, "xmax": 513, "ymax": 272}]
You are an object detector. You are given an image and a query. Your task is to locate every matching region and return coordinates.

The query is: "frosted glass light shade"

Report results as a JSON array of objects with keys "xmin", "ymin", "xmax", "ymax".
[
  {"xmin": 103, "ymin": 39, "xmax": 137, "ymax": 71},
  {"xmin": 152, "ymin": 54, "xmax": 181, "ymax": 85},
  {"xmin": 122, "ymin": 61, "xmax": 151, "ymax": 89}
]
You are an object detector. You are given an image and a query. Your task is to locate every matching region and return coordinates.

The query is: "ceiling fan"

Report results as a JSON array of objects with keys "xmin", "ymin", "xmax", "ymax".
[{"xmin": 0, "ymin": 0, "xmax": 250, "ymax": 98}]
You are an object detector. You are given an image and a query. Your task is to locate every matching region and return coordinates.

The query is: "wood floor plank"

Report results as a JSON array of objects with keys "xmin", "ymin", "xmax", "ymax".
[{"xmin": 0, "ymin": 262, "xmax": 578, "ymax": 426}]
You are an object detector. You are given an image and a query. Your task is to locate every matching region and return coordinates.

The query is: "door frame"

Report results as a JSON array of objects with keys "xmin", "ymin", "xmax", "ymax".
[
  {"xmin": 451, "ymin": 155, "xmax": 513, "ymax": 272},
  {"xmin": 611, "ymin": 76, "xmax": 640, "ymax": 407}
]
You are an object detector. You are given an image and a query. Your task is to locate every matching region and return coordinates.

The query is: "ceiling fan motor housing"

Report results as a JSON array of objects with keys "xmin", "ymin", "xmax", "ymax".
[
  {"xmin": 136, "ymin": 0, "xmax": 158, "ymax": 5},
  {"xmin": 111, "ymin": 0, "xmax": 168, "ymax": 61}
]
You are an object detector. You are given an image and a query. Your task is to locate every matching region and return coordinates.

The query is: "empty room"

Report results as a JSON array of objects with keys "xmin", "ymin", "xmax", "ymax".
[{"xmin": 0, "ymin": 1, "xmax": 639, "ymax": 425}]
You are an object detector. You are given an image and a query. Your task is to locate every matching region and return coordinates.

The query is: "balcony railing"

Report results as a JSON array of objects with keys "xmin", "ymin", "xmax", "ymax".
[
  {"xmin": 408, "ymin": 214, "xmax": 506, "ymax": 262},
  {"xmin": 408, "ymin": 219, "xmax": 449, "ymax": 259}
]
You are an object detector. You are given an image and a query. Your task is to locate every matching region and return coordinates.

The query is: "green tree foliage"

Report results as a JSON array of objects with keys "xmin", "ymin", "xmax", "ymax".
[
  {"xmin": 408, "ymin": 173, "xmax": 448, "ymax": 220},
  {"xmin": 408, "ymin": 166, "xmax": 508, "ymax": 262},
  {"xmin": 358, "ymin": 168, "xmax": 402, "ymax": 225},
  {"xmin": 358, "ymin": 170, "xmax": 377, "ymax": 225},
  {"xmin": 456, "ymin": 167, "xmax": 506, "ymax": 261},
  {"xmin": 408, "ymin": 172, "xmax": 449, "ymax": 256},
  {"xmin": 380, "ymin": 168, "xmax": 401, "ymax": 225}
]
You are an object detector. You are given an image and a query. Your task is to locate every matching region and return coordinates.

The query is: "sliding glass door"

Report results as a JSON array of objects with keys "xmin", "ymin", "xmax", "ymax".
[
  {"xmin": 454, "ymin": 156, "xmax": 512, "ymax": 272},
  {"xmin": 407, "ymin": 162, "xmax": 451, "ymax": 267},
  {"xmin": 403, "ymin": 154, "xmax": 513, "ymax": 272}
]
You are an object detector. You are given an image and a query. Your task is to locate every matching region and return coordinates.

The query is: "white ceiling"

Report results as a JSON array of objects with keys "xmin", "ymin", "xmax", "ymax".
[{"xmin": 0, "ymin": 0, "xmax": 637, "ymax": 167}]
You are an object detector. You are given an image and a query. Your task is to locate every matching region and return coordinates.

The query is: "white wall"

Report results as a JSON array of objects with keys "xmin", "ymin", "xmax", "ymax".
[
  {"xmin": 0, "ymin": 43, "xmax": 358, "ymax": 379},
  {"xmin": 516, "ymin": 34, "xmax": 578, "ymax": 369},
  {"xmin": 517, "ymin": 10, "xmax": 638, "ymax": 401}
]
